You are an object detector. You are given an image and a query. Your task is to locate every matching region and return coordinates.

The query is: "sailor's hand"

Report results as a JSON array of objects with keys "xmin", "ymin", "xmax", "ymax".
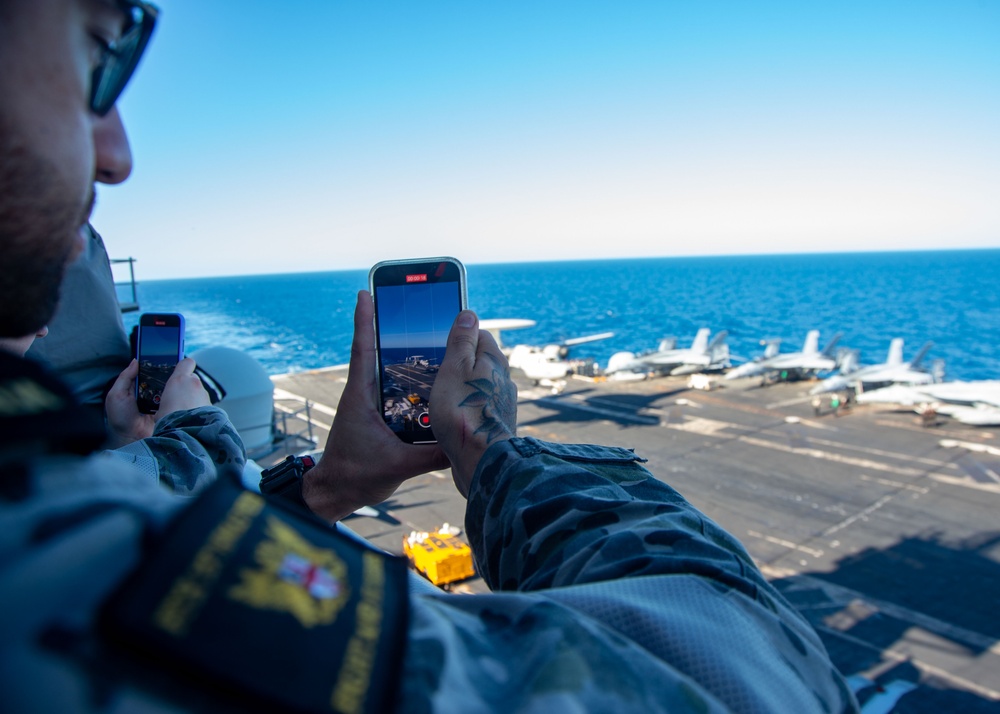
[
  {"xmin": 105, "ymin": 359, "xmax": 156, "ymax": 448},
  {"xmin": 430, "ymin": 310, "xmax": 516, "ymax": 498},
  {"xmin": 156, "ymin": 357, "xmax": 211, "ymax": 418},
  {"xmin": 303, "ymin": 291, "xmax": 450, "ymax": 523},
  {"xmin": 105, "ymin": 358, "xmax": 212, "ymax": 449}
]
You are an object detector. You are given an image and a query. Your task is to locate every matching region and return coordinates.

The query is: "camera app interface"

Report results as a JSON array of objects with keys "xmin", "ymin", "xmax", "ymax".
[
  {"xmin": 138, "ymin": 324, "xmax": 180, "ymax": 410},
  {"xmin": 375, "ymin": 277, "xmax": 460, "ymax": 439}
]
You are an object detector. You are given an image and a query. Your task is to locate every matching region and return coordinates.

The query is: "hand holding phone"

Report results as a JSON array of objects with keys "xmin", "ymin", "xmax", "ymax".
[
  {"xmin": 301, "ymin": 291, "xmax": 452, "ymax": 523},
  {"xmin": 135, "ymin": 313, "xmax": 185, "ymax": 414},
  {"xmin": 369, "ymin": 258, "xmax": 467, "ymax": 444}
]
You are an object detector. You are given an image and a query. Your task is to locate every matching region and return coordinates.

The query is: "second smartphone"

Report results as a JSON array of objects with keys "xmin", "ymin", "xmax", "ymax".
[
  {"xmin": 369, "ymin": 257, "xmax": 467, "ymax": 444},
  {"xmin": 135, "ymin": 312, "xmax": 185, "ymax": 414}
]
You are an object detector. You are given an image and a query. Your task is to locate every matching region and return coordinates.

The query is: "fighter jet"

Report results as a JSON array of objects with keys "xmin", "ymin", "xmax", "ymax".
[
  {"xmin": 810, "ymin": 339, "xmax": 935, "ymax": 395},
  {"xmin": 724, "ymin": 330, "xmax": 842, "ymax": 381},
  {"xmin": 857, "ymin": 380, "xmax": 1000, "ymax": 426},
  {"xmin": 605, "ymin": 328, "xmax": 730, "ymax": 380}
]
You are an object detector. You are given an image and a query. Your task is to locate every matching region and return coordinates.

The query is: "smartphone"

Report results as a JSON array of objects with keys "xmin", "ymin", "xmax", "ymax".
[
  {"xmin": 369, "ymin": 257, "xmax": 468, "ymax": 444},
  {"xmin": 135, "ymin": 313, "xmax": 185, "ymax": 414}
]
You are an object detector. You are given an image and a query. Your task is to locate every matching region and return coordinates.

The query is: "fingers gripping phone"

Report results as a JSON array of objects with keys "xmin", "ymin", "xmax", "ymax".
[
  {"xmin": 369, "ymin": 258, "xmax": 467, "ymax": 444},
  {"xmin": 135, "ymin": 313, "xmax": 185, "ymax": 414}
]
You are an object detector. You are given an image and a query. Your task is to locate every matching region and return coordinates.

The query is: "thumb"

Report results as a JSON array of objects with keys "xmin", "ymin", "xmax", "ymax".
[
  {"xmin": 441, "ymin": 310, "xmax": 479, "ymax": 372},
  {"xmin": 169, "ymin": 356, "xmax": 197, "ymax": 380}
]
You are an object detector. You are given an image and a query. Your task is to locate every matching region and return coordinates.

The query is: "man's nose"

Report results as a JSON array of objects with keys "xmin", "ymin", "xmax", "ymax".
[{"xmin": 93, "ymin": 106, "xmax": 133, "ymax": 185}]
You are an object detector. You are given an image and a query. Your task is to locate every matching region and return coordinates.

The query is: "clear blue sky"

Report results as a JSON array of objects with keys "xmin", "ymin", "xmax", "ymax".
[{"xmin": 92, "ymin": 0, "xmax": 1000, "ymax": 280}]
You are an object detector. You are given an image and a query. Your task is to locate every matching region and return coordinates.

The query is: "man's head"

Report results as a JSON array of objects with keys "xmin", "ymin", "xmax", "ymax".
[{"xmin": 0, "ymin": 0, "xmax": 155, "ymax": 338}]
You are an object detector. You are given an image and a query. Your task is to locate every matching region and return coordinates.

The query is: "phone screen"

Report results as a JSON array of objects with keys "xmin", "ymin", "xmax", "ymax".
[
  {"xmin": 136, "ymin": 313, "xmax": 185, "ymax": 414},
  {"xmin": 370, "ymin": 259, "xmax": 466, "ymax": 444}
]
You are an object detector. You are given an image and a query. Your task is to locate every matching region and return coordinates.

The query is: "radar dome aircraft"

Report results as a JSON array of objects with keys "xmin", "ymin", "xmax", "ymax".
[
  {"xmin": 725, "ymin": 330, "xmax": 842, "ymax": 381},
  {"xmin": 605, "ymin": 328, "xmax": 730, "ymax": 380},
  {"xmin": 480, "ymin": 318, "xmax": 614, "ymax": 388},
  {"xmin": 810, "ymin": 339, "xmax": 936, "ymax": 395}
]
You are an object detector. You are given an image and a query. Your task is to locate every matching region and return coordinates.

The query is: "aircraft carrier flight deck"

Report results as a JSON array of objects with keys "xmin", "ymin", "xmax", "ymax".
[{"xmin": 268, "ymin": 366, "xmax": 1000, "ymax": 713}]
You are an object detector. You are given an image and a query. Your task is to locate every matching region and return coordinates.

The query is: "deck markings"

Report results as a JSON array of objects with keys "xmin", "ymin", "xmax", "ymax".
[
  {"xmin": 766, "ymin": 394, "xmax": 818, "ymax": 409},
  {"xmin": 858, "ymin": 474, "xmax": 929, "ymax": 494},
  {"xmin": 530, "ymin": 389, "xmax": 1000, "ymax": 495},
  {"xmin": 821, "ymin": 494, "xmax": 895, "ymax": 536},
  {"xmin": 668, "ymin": 417, "xmax": 732, "ymax": 436},
  {"xmin": 272, "ymin": 387, "xmax": 337, "ymax": 431},
  {"xmin": 736, "ymin": 435, "xmax": 925, "ymax": 477},
  {"xmin": 746, "ymin": 530, "xmax": 824, "ymax": 558}
]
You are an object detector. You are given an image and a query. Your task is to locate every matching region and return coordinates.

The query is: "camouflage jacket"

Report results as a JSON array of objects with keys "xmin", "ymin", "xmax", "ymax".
[
  {"xmin": 102, "ymin": 406, "xmax": 246, "ymax": 495},
  {"xmin": 400, "ymin": 437, "xmax": 858, "ymax": 713},
  {"xmin": 0, "ymin": 393, "xmax": 853, "ymax": 713}
]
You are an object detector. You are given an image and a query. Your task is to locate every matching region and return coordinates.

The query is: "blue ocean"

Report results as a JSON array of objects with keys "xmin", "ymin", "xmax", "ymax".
[{"xmin": 122, "ymin": 250, "xmax": 1000, "ymax": 381}]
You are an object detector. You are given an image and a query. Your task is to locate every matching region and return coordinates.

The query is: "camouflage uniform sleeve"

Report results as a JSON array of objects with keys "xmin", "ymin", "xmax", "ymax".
[
  {"xmin": 448, "ymin": 436, "xmax": 858, "ymax": 713},
  {"xmin": 100, "ymin": 405, "xmax": 246, "ymax": 495},
  {"xmin": 465, "ymin": 436, "xmax": 772, "ymax": 594}
]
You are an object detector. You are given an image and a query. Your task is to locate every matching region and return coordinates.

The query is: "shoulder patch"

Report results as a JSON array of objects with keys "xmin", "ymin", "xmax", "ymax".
[{"xmin": 101, "ymin": 476, "xmax": 407, "ymax": 714}]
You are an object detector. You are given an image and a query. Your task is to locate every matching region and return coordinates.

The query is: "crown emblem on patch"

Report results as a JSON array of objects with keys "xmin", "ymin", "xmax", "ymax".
[{"xmin": 229, "ymin": 516, "xmax": 350, "ymax": 628}]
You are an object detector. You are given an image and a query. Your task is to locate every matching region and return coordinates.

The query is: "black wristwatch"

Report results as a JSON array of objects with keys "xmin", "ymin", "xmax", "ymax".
[{"xmin": 259, "ymin": 454, "xmax": 316, "ymax": 509}]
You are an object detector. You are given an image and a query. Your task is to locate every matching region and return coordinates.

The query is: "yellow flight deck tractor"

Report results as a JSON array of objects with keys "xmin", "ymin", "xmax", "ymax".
[{"xmin": 403, "ymin": 527, "xmax": 475, "ymax": 588}]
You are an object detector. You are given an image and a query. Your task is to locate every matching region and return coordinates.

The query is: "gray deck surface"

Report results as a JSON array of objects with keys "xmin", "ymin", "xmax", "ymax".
[{"xmin": 265, "ymin": 367, "xmax": 1000, "ymax": 712}]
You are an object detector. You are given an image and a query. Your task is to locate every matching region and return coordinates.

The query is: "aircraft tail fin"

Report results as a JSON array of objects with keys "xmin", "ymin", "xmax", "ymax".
[
  {"xmin": 821, "ymin": 332, "xmax": 843, "ymax": 357},
  {"xmin": 910, "ymin": 341, "xmax": 934, "ymax": 368},
  {"xmin": 838, "ymin": 349, "xmax": 860, "ymax": 374},
  {"xmin": 690, "ymin": 328, "xmax": 711, "ymax": 353},
  {"xmin": 658, "ymin": 337, "xmax": 677, "ymax": 352},
  {"xmin": 707, "ymin": 331, "xmax": 729, "ymax": 366},
  {"xmin": 930, "ymin": 358, "xmax": 946, "ymax": 383},
  {"xmin": 803, "ymin": 330, "xmax": 820, "ymax": 355},
  {"xmin": 707, "ymin": 330, "xmax": 728, "ymax": 351},
  {"xmin": 886, "ymin": 338, "xmax": 904, "ymax": 366},
  {"xmin": 763, "ymin": 339, "xmax": 781, "ymax": 358}
]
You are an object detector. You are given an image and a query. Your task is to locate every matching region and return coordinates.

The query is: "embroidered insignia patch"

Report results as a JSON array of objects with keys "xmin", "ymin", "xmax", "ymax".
[
  {"xmin": 101, "ymin": 475, "xmax": 408, "ymax": 714},
  {"xmin": 228, "ymin": 517, "xmax": 350, "ymax": 628}
]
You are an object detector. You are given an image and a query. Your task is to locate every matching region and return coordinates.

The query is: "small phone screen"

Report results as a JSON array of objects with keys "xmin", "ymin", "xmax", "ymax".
[
  {"xmin": 137, "ymin": 317, "xmax": 183, "ymax": 414},
  {"xmin": 372, "ymin": 260, "xmax": 464, "ymax": 444}
]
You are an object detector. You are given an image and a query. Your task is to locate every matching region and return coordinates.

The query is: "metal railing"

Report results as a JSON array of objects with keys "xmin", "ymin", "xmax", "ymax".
[{"xmin": 111, "ymin": 257, "xmax": 139, "ymax": 313}]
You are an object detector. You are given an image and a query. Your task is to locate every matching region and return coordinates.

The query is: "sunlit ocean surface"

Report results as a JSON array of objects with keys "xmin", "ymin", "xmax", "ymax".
[{"xmin": 123, "ymin": 250, "xmax": 1000, "ymax": 381}]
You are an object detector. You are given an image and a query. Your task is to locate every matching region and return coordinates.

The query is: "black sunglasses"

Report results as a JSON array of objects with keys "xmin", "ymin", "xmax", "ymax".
[{"xmin": 89, "ymin": 0, "xmax": 159, "ymax": 116}]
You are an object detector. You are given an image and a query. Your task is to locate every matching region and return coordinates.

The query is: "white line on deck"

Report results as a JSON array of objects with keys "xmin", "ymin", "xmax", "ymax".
[
  {"xmin": 737, "ymin": 436, "xmax": 925, "ymax": 477},
  {"xmin": 858, "ymin": 474, "xmax": 929, "ymax": 494},
  {"xmin": 766, "ymin": 395, "xmax": 817, "ymax": 409},
  {"xmin": 746, "ymin": 530, "xmax": 824, "ymax": 558},
  {"xmin": 273, "ymin": 387, "xmax": 339, "ymax": 417},
  {"xmin": 272, "ymin": 387, "xmax": 337, "ymax": 432},
  {"xmin": 821, "ymin": 494, "xmax": 895, "ymax": 536}
]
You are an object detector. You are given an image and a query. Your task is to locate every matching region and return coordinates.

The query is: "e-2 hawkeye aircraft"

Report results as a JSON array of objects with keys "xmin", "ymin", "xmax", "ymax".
[{"xmin": 480, "ymin": 318, "xmax": 614, "ymax": 386}]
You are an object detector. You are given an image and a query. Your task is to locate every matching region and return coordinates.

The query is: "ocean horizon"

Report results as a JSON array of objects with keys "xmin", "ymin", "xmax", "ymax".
[{"xmin": 121, "ymin": 249, "xmax": 1000, "ymax": 382}]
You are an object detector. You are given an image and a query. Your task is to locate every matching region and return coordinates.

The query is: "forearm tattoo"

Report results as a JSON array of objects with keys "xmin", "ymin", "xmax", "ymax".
[{"xmin": 459, "ymin": 351, "xmax": 517, "ymax": 443}]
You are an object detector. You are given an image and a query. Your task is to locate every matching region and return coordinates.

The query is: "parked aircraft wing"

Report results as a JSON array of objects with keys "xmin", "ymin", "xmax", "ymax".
[
  {"xmin": 480, "ymin": 318, "xmax": 536, "ymax": 350},
  {"xmin": 561, "ymin": 331, "xmax": 615, "ymax": 347}
]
